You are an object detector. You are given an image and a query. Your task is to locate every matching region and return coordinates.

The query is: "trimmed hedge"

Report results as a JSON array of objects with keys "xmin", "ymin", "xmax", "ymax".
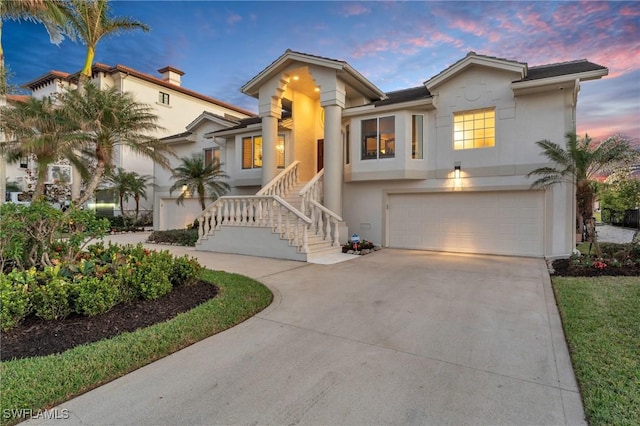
[{"xmin": 147, "ymin": 229, "xmax": 199, "ymax": 246}]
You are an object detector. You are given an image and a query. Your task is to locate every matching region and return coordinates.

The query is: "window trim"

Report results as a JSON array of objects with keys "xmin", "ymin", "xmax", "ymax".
[
  {"xmin": 453, "ymin": 107, "xmax": 496, "ymax": 150},
  {"xmin": 361, "ymin": 115, "xmax": 395, "ymax": 160},
  {"xmin": 242, "ymin": 135, "xmax": 262, "ymax": 169},
  {"xmin": 203, "ymin": 147, "xmax": 220, "ymax": 168},
  {"xmin": 158, "ymin": 91, "xmax": 170, "ymax": 105},
  {"xmin": 411, "ymin": 115, "xmax": 424, "ymax": 159}
]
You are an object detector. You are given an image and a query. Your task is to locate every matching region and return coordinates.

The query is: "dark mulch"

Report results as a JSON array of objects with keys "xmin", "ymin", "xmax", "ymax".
[
  {"xmin": 551, "ymin": 258, "xmax": 640, "ymax": 277},
  {"xmin": 0, "ymin": 280, "xmax": 218, "ymax": 361}
]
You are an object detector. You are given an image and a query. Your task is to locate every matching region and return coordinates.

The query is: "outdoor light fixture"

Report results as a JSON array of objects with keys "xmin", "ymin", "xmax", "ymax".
[{"xmin": 454, "ymin": 162, "xmax": 461, "ymax": 179}]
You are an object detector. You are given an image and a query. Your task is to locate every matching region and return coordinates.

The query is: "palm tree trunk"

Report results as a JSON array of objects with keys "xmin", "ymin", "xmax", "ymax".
[
  {"xmin": 75, "ymin": 159, "xmax": 105, "ymax": 206},
  {"xmin": 32, "ymin": 165, "xmax": 48, "ymax": 200},
  {"xmin": 79, "ymin": 44, "xmax": 95, "ymax": 85},
  {"xmin": 134, "ymin": 194, "xmax": 140, "ymax": 222}
]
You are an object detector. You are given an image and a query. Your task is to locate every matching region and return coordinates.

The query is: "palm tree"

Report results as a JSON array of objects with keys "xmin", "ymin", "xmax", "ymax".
[
  {"xmin": 1, "ymin": 0, "xmax": 73, "ymax": 205},
  {"xmin": 62, "ymin": 0, "xmax": 149, "ymax": 84},
  {"xmin": 60, "ymin": 82, "xmax": 172, "ymax": 206},
  {"xmin": 170, "ymin": 154, "xmax": 230, "ymax": 211},
  {"xmin": 1, "ymin": 95, "xmax": 87, "ymax": 199},
  {"xmin": 103, "ymin": 167, "xmax": 151, "ymax": 222},
  {"xmin": 528, "ymin": 132, "xmax": 639, "ymax": 255}
]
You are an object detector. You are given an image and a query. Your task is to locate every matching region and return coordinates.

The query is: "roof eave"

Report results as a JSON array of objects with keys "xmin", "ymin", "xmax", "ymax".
[
  {"xmin": 342, "ymin": 98, "xmax": 434, "ymax": 117},
  {"xmin": 511, "ymin": 69, "xmax": 609, "ymax": 95}
]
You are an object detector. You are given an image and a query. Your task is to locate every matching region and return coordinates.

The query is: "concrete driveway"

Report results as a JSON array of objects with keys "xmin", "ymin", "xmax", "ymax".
[{"xmin": 31, "ymin": 247, "xmax": 584, "ymax": 425}]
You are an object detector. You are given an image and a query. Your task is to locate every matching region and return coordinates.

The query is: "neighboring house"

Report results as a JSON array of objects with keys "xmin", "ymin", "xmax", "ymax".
[
  {"xmin": 160, "ymin": 50, "xmax": 607, "ymax": 261},
  {"xmin": 14, "ymin": 64, "xmax": 254, "ymax": 212}
]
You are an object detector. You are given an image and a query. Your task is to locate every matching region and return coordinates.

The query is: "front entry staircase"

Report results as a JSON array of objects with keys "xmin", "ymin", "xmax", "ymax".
[{"xmin": 195, "ymin": 161, "xmax": 343, "ymax": 262}]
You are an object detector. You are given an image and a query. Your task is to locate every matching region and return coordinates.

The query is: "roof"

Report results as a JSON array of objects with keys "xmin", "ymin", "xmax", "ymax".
[
  {"xmin": 208, "ymin": 111, "xmax": 293, "ymax": 136},
  {"xmin": 22, "ymin": 63, "xmax": 256, "ymax": 118},
  {"xmin": 241, "ymin": 49, "xmax": 386, "ymax": 101},
  {"xmin": 518, "ymin": 60, "xmax": 608, "ymax": 81},
  {"xmin": 160, "ymin": 131, "xmax": 193, "ymax": 142},
  {"xmin": 373, "ymin": 86, "xmax": 431, "ymax": 107},
  {"xmin": 6, "ymin": 94, "xmax": 30, "ymax": 103},
  {"xmin": 426, "ymin": 52, "xmax": 527, "ymax": 89}
]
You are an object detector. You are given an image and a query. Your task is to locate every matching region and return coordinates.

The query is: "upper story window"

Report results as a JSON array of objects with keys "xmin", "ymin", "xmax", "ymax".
[
  {"xmin": 361, "ymin": 116, "xmax": 395, "ymax": 160},
  {"xmin": 19, "ymin": 156, "xmax": 29, "ymax": 169},
  {"xmin": 158, "ymin": 91, "xmax": 170, "ymax": 105},
  {"xmin": 412, "ymin": 115, "xmax": 423, "ymax": 159},
  {"xmin": 242, "ymin": 135, "xmax": 285, "ymax": 169},
  {"xmin": 345, "ymin": 125, "xmax": 350, "ymax": 165},
  {"xmin": 453, "ymin": 108, "xmax": 495, "ymax": 150},
  {"xmin": 242, "ymin": 136, "xmax": 262, "ymax": 169},
  {"xmin": 203, "ymin": 147, "xmax": 220, "ymax": 168}
]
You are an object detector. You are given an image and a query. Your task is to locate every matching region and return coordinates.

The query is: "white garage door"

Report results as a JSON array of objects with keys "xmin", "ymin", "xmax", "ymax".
[{"xmin": 388, "ymin": 191, "xmax": 544, "ymax": 257}]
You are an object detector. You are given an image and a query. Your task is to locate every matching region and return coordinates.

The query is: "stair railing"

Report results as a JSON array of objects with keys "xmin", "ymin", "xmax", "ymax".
[
  {"xmin": 196, "ymin": 194, "xmax": 311, "ymax": 253},
  {"xmin": 308, "ymin": 200, "xmax": 342, "ymax": 246},
  {"xmin": 256, "ymin": 161, "xmax": 301, "ymax": 198},
  {"xmin": 298, "ymin": 168, "xmax": 323, "ymax": 216}
]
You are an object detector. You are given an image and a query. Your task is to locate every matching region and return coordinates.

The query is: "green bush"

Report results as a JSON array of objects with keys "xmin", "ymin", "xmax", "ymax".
[
  {"xmin": 0, "ymin": 270, "xmax": 33, "ymax": 331},
  {"xmin": 74, "ymin": 275, "xmax": 120, "ymax": 316},
  {"xmin": 132, "ymin": 250, "xmax": 174, "ymax": 300},
  {"xmin": 170, "ymin": 255, "xmax": 201, "ymax": 287},
  {"xmin": 147, "ymin": 229, "xmax": 199, "ymax": 246},
  {"xmin": 31, "ymin": 278, "xmax": 73, "ymax": 320}
]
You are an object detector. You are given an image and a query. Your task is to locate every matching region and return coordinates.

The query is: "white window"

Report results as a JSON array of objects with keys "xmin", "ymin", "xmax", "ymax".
[
  {"xmin": 412, "ymin": 115, "xmax": 423, "ymax": 159},
  {"xmin": 453, "ymin": 108, "xmax": 495, "ymax": 150},
  {"xmin": 203, "ymin": 147, "xmax": 220, "ymax": 167},
  {"xmin": 242, "ymin": 135, "xmax": 285, "ymax": 169},
  {"xmin": 361, "ymin": 116, "xmax": 395, "ymax": 160}
]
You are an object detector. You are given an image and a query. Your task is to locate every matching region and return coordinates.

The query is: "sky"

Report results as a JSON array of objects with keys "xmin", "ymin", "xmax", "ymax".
[{"xmin": 4, "ymin": 0, "xmax": 639, "ymax": 144}]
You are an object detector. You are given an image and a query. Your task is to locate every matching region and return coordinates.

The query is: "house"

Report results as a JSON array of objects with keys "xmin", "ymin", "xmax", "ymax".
[
  {"xmin": 13, "ymin": 64, "xmax": 254, "ymax": 212},
  {"xmin": 159, "ymin": 49, "xmax": 608, "ymax": 261}
]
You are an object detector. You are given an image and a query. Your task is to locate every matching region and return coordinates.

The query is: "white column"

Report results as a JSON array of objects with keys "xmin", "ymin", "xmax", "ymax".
[
  {"xmin": 261, "ymin": 114, "xmax": 278, "ymax": 187},
  {"xmin": 323, "ymin": 104, "xmax": 343, "ymax": 216}
]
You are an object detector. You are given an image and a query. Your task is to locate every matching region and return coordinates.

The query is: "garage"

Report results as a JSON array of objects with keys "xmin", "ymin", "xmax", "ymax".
[
  {"xmin": 388, "ymin": 191, "xmax": 544, "ymax": 257},
  {"xmin": 159, "ymin": 197, "xmax": 201, "ymax": 230}
]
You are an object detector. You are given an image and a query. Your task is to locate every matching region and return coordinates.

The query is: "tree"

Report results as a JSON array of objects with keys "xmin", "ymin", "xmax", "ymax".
[
  {"xmin": 1, "ymin": 0, "xmax": 73, "ymax": 205},
  {"xmin": 62, "ymin": 0, "xmax": 149, "ymax": 84},
  {"xmin": 600, "ymin": 172, "xmax": 640, "ymax": 212},
  {"xmin": 170, "ymin": 154, "xmax": 230, "ymax": 211},
  {"xmin": 528, "ymin": 132, "xmax": 639, "ymax": 255},
  {"xmin": 103, "ymin": 167, "xmax": 151, "ymax": 222},
  {"xmin": 0, "ymin": 95, "xmax": 87, "ymax": 199},
  {"xmin": 60, "ymin": 82, "xmax": 172, "ymax": 206}
]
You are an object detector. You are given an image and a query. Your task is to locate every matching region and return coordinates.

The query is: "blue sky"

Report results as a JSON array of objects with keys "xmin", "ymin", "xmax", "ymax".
[{"xmin": 4, "ymin": 0, "xmax": 639, "ymax": 143}]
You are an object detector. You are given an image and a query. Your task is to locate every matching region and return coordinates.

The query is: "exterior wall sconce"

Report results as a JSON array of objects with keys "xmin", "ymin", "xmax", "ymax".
[{"xmin": 454, "ymin": 162, "xmax": 461, "ymax": 179}]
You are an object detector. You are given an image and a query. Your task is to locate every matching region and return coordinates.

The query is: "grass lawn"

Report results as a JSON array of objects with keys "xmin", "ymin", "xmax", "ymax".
[
  {"xmin": 0, "ymin": 269, "xmax": 272, "ymax": 426},
  {"xmin": 552, "ymin": 276, "xmax": 639, "ymax": 426}
]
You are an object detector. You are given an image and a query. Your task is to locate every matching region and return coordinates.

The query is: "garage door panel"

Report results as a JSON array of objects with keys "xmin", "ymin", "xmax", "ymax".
[{"xmin": 388, "ymin": 191, "xmax": 543, "ymax": 257}]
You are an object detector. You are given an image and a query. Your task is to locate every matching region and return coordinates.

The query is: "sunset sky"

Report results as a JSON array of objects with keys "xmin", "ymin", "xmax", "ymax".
[{"xmin": 4, "ymin": 0, "xmax": 639, "ymax": 144}]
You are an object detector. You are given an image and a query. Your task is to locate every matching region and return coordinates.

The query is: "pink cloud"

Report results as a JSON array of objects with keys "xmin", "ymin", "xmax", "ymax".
[
  {"xmin": 620, "ymin": 5, "xmax": 640, "ymax": 16},
  {"xmin": 351, "ymin": 38, "xmax": 397, "ymax": 58},
  {"xmin": 226, "ymin": 13, "xmax": 242, "ymax": 26},
  {"xmin": 342, "ymin": 3, "xmax": 370, "ymax": 17}
]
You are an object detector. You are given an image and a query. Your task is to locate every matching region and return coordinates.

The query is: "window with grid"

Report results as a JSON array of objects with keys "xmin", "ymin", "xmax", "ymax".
[{"xmin": 453, "ymin": 108, "xmax": 495, "ymax": 150}]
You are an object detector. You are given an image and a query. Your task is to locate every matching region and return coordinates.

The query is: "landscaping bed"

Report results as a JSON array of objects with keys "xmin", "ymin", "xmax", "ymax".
[
  {"xmin": 1, "ymin": 279, "xmax": 217, "ymax": 361},
  {"xmin": 550, "ymin": 242, "xmax": 640, "ymax": 277}
]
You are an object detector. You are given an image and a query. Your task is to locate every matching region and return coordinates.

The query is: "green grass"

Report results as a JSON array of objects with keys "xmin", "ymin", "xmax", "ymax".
[
  {"xmin": 552, "ymin": 276, "xmax": 639, "ymax": 426},
  {"xmin": 0, "ymin": 269, "xmax": 272, "ymax": 426}
]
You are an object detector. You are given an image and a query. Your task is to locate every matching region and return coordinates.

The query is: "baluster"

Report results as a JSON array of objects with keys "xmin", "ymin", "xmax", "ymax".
[
  {"xmin": 301, "ymin": 224, "xmax": 309, "ymax": 253},
  {"xmin": 241, "ymin": 199, "xmax": 248, "ymax": 224},
  {"xmin": 317, "ymin": 207, "xmax": 324, "ymax": 237},
  {"xmin": 256, "ymin": 199, "xmax": 263, "ymax": 226},
  {"xmin": 324, "ymin": 213, "xmax": 331, "ymax": 241},
  {"xmin": 332, "ymin": 219, "xmax": 340, "ymax": 246},
  {"xmin": 199, "ymin": 214, "xmax": 205, "ymax": 238}
]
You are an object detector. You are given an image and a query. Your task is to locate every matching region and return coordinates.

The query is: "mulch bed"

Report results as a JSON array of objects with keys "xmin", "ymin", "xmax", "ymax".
[
  {"xmin": 551, "ymin": 259, "xmax": 640, "ymax": 277},
  {"xmin": 1, "ymin": 280, "xmax": 218, "ymax": 361}
]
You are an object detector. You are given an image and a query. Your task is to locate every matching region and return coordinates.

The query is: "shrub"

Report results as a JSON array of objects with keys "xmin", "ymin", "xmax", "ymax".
[
  {"xmin": 147, "ymin": 229, "xmax": 199, "ymax": 246},
  {"xmin": 74, "ymin": 275, "xmax": 120, "ymax": 316},
  {"xmin": 0, "ymin": 270, "xmax": 33, "ymax": 331},
  {"xmin": 31, "ymin": 278, "xmax": 73, "ymax": 320},
  {"xmin": 170, "ymin": 255, "xmax": 201, "ymax": 287},
  {"xmin": 131, "ymin": 250, "xmax": 174, "ymax": 300}
]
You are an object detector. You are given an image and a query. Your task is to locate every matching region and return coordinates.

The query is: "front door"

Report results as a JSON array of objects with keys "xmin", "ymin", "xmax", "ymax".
[{"xmin": 317, "ymin": 139, "xmax": 324, "ymax": 172}]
